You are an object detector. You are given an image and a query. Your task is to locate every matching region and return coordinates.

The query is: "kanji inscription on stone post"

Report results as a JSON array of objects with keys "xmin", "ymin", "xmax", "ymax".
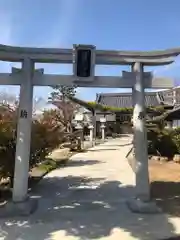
[
  {"xmin": 138, "ymin": 111, "xmax": 145, "ymax": 120},
  {"xmin": 20, "ymin": 109, "xmax": 28, "ymax": 119}
]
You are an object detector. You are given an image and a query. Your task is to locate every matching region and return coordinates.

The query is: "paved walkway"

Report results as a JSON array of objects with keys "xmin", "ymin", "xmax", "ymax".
[{"xmin": 1, "ymin": 135, "xmax": 180, "ymax": 239}]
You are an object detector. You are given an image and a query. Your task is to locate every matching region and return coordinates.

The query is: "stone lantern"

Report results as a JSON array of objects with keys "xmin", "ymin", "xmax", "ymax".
[
  {"xmin": 75, "ymin": 113, "xmax": 84, "ymax": 149},
  {"xmin": 100, "ymin": 117, "xmax": 106, "ymax": 141}
]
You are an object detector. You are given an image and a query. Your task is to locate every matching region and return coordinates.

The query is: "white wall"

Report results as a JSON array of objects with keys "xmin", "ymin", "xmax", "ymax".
[{"xmin": 172, "ymin": 120, "xmax": 180, "ymax": 128}]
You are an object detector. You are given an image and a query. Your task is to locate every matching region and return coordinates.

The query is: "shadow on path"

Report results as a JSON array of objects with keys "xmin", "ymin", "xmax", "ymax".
[
  {"xmin": 151, "ymin": 181, "xmax": 180, "ymax": 217},
  {"xmin": 0, "ymin": 176, "xmax": 178, "ymax": 240}
]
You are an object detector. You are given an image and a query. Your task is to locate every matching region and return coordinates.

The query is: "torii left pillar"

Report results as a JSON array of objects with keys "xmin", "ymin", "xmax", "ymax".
[{"xmin": 3, "ymin": 59, "xmax": 37, "ymax": 216}]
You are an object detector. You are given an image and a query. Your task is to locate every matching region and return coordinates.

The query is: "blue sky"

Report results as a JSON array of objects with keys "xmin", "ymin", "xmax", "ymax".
[{"xmin": 1, "ymin": 0, "xmax": 180, "ymax": 102}]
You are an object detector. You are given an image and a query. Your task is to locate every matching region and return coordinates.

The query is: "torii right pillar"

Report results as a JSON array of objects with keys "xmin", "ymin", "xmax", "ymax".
[{"xmin": 127, "ymin": 62, "xmax": 161, "ymax": 213}]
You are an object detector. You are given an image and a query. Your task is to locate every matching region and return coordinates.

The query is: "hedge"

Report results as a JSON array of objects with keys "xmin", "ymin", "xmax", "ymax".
[{"xmin": 66, "ymin": 95, "xmax": 166, "ymax": 114}]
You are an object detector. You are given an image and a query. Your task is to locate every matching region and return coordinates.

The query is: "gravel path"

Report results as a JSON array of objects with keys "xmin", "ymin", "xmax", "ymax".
[{"xmin": 0, "ymin": 135, "xmax": 180, "ymax": 240}]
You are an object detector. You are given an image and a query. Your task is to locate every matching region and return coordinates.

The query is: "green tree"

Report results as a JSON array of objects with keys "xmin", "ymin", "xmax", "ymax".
[
  {"xmin": 49, "ymin": 86, "xmax": 76, "ymax": 101},
  {"xmin": 49, "ymin": 85, "xmax": 78, "ymax": 133}
]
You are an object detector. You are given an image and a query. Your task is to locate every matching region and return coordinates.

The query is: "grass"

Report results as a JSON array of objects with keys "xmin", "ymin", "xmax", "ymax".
[{"xmin": 37, "ymin": 159, "xmax": 57, "ymax": 172}]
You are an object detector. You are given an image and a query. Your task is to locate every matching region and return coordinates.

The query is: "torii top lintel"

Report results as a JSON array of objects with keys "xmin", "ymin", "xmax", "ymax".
[{"xmin": 0, "ymin": 44, "xmax": 180, "ymax": 66}]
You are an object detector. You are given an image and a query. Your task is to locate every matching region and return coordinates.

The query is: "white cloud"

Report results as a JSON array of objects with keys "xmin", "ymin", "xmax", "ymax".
[{"xmin": 43, "ymin": 0, "xmax": 82, "ymax": 48}]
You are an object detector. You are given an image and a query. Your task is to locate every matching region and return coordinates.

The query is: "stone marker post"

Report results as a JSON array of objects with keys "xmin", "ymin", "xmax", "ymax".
[
  {"xmin": 101, "ymin": 124, "xmax": 105, "ymax": 142},
  {"xmin": 88, "ymin": 124, "xmax": 94, "ymax": 146}
]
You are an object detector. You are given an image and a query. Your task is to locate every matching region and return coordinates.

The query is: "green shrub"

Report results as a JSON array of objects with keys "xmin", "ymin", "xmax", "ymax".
[
  {"xmin": 169, "ymin": 127, "xmax": 180, "ymax": 154},
  {"xmin": 0, "ymin": 105, "xmax": 64, "ymax": 182},
  {"xmin": 147, "ymin": 128, "xmax": 179, "ymax": 157},
  {"xmin": 30, "ymin": 119, "xmax": 63, "ymax": 167},
  {"xmin": 0, "ymin": 105, "xmax": 17, "ymax": 180}
]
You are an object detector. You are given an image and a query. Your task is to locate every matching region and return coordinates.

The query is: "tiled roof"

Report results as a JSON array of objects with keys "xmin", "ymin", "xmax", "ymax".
[
  {"xmin": 96, "ymin": 92, "xmax": 161, "ymax": 108},
  {"xmin": 158, "ymin": 87, "xmax": 180, "ymax": 105}
]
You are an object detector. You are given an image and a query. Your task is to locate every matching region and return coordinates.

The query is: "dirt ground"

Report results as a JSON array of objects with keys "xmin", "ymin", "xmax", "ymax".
[{"xmin": 149, "ymin": 159, "xmax": 180, "ymax": 217}]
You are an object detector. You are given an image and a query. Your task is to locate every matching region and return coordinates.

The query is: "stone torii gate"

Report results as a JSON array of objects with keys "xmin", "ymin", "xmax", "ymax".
[{"xmin": 0, "ymin": 44, "xmax": 178, "ymax": 215}]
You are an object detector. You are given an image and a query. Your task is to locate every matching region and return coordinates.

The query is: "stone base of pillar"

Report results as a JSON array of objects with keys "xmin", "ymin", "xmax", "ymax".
[
  {"xmin": 0, "ymin": 197, "xmax": 38, "ymax": 217},
  {"xmin": 127, "ymin": 198, "xmax": 161, "ymax": 214},
  {"xmin": 92, "ymin": 139, "xmax": 96, "ymax": 146}
]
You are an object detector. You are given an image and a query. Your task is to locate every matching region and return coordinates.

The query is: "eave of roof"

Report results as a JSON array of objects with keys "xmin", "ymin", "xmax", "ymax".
[{"xmin": 96, "ymin": 92, "xmax": 162, "ymax": 108}]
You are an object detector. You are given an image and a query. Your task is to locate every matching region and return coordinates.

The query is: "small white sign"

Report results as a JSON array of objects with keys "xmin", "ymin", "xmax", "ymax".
[
  {"xmin": 74, "ymin": 113, "xmax": 84, "ymax": 121},
  {"xmin": 100, "ymin": 117, "xmax": 106, "ymax": 123}
]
